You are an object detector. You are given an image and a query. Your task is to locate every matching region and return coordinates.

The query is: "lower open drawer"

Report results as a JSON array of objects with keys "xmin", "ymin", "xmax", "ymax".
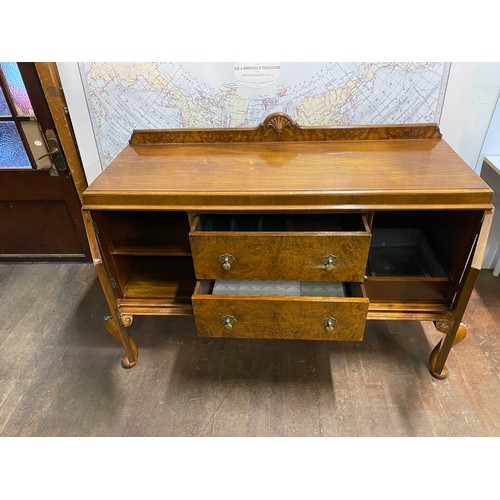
[{"xmin": 192, "ymin": 280, "xmax": 369, "ymax": 341}]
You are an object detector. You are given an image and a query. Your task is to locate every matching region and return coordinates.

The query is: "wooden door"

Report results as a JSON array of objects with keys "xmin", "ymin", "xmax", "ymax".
[{"xmin": 0, "ymin": 62, "xmax": 89, "ymax": 261}]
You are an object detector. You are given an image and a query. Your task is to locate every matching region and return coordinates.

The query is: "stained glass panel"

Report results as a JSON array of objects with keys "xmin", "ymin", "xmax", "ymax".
[
  {"xmin": 0, "ymin": 86, "xmax": 10, "ymax": 116},
  {"xmin": 0, "ymin": 122, "xmax": 31, "ymax": 167},
  {"xmin": 0, "ymin": 62, "xmax": 34, "ymax": 116}
]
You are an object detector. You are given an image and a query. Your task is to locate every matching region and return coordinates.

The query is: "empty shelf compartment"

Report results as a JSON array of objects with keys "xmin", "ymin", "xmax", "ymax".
[{"xmin": 367, "ymin": 228, "xmax": 446, "ymax": 277}]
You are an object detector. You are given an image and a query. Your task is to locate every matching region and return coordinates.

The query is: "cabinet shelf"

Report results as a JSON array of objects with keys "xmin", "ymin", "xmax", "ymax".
[
  {"xmin": 111, "ymin": 245, "xmax": 191, "ymax": 256},
  {"xmin": 97, "ymin": 210, "xmax": 191, "ymax": 256},
  {"xmin": 122, "ymin": 256, "xmax": 195, "ymax": 301}
]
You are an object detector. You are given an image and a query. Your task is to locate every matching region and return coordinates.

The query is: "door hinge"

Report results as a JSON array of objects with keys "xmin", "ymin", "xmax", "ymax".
[
  {"xmin": 92, "ymin": 220, "xmax": 99, "ymax": 234},
  {"xmin": 46, "ymin": 86, "xmax": 69, "ymax": 114},
  {"xmin": 110, "ymin": 277, "xmax": 117, "ymax": 289},
  {"xmin": 47, "ymin": 86, "xmax": 64, "ymax": 98}
]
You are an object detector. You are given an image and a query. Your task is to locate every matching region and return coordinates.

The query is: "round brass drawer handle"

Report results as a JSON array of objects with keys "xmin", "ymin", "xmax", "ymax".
[
  {"xmin": 219, "ymin": 253, "xmax": 235, "ymax": 271},
  {"xmin": 221, "ymin": 315, "xmax": 236, "ymax": 330},
  {"xmin": 322, "ymin": 317, "xmax": 337, "ymax": 332},
  {"xmin": 322, "ymin": 254, "xmax": 338, "ymax": 272}
]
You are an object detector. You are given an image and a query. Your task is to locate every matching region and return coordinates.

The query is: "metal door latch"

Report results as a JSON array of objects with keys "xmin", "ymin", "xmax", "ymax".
[{"xmin": 37, "ymin": 129, "xmax": 68, "ymax": 176}]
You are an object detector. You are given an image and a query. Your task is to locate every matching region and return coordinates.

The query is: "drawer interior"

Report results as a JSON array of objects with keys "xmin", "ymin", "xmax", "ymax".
[
  {"xmin": 195, "ymin": 213, "xmax": 368, "ymax": 233},
  {"xmin": 196, "ymin": 279, "xmax": 365, "ymax": 299},
  {"xmin": 213, "ymin": 280, "xmax": 345, "ymax": 297}
]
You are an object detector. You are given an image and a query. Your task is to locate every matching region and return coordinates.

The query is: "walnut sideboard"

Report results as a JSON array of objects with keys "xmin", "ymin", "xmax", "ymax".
[{"xmin": 82, "ymin": 113, "xmax": 493, "ymax": 379}]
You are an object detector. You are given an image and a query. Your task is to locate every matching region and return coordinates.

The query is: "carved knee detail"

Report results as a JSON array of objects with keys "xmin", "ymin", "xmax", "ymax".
[{"xmin": 121, "ymin": 314, "xmax": 134, "ymax": 327}]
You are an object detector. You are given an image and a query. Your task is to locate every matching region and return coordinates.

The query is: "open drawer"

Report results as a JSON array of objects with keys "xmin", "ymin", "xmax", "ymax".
[
  {"xmin": 189, "ymin": 213, "xmax": 371, "ymax": 282},
  {"xmin": 192, "ymin": 280, "xmax": 369, "ymax": 341}
]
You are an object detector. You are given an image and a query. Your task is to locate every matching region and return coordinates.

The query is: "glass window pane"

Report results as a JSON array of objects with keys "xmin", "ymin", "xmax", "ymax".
[
  {"xmin": 0, "ymin": 121, "xmax": 31, "ymax": 167},
  {"xmin": 0, "ymin": 62, "xmax": 34, "ymax": 116},
  {"xmin": 0, "ymin": 86, "xmax": 11, "ymax": 116}
]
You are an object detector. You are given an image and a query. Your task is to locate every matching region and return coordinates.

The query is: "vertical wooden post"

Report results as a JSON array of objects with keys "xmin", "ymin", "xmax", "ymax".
[
  {"xmin": 35, "ymin": 62, "xmax": 88, "ymax": 202},
  {"xmin": 429, "ymin": 210, "xmax": 493, "ymax": 378},
  {"xmin": 82, "ymin": 209, "xmax": 137, "ymax": 368}
]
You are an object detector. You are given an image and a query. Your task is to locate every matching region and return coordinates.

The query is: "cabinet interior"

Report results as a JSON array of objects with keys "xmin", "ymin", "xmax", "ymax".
[
  {"xmin": 94, "ymin": 211, "xmax": 195, "ymax": 303},
  {"xmin": 365, "ymin": 210, "xmax": 483, "ymax": 303},
  {"xmin": 98, "ymin": 210, "xmax": 191, "ymax": 255}
]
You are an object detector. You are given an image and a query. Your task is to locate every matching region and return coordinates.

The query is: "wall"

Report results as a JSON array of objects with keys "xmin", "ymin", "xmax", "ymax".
[
  {"xmin": 58, "ymin": 62, "xmax": 500, "ymax": 184},
  {"xmin": 475, "ymin": 92, "xmax": 500, "ymax": 171},
  {"xmin": 439, "ymin": 62, "xmax": 500, "ymax": 173},
  {"xmin": 57, "ymin": 63, "xmax": 102, "ymax": 184},
  {"xmin": 477, "ymin": 96, "xmax": 500, "ymax": 269}
]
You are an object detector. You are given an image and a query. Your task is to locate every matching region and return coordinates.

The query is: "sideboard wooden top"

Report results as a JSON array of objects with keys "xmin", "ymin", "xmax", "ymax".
[{"xmin": 83, "ymin": 116, "xmax": 493, "ymax": 211}]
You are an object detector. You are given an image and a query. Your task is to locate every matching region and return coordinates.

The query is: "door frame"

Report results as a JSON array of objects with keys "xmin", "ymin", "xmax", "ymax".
[{"xmin": 34, "ymin": 63, "xmax": 89, "ymax": 202}]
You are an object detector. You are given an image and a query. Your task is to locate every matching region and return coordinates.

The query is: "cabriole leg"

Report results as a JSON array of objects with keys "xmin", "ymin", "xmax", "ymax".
[
  {"xmin": 105, "ymin": 314, "xmax": 137, "ymax": 368},
  {"xmin": 83, "ymin": 209, "xmax": 139, "ymax": 369},
  {"xmin": 429, "ymin": 322, "xmax": 468, "ymax": 379}
]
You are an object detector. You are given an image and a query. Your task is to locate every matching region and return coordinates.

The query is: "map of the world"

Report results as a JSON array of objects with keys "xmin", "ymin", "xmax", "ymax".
[{"xmin": 78, "ymin": 62, "xmax": 451, "ymax": 168}]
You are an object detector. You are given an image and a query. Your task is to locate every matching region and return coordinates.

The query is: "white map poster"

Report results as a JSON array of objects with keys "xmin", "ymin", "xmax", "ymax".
[{"xmin": 78, "ymin": 62, "xmax": 451, "ymax": 168}]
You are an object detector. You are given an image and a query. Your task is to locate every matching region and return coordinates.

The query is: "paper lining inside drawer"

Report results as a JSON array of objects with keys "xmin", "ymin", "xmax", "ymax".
[{"xmin": 212, "ymin": 280, "xmax": 346, "ymax": 297}]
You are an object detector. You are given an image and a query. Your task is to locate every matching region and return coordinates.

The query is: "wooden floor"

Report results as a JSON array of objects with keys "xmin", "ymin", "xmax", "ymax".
[{"xmin": 0, "ymin": 262, "xmax": 499, "ymax": 437}]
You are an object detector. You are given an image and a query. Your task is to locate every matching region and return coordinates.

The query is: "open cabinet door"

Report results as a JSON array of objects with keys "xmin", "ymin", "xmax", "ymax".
[{"xmin": 0, "ymin": 62, "xmax": 90, "ymax": 261}]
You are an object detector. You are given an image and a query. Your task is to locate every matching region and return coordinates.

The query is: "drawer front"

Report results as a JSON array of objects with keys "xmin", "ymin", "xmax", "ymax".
[
  {"xmin": 190, "ymin": 227, "xmax": 371, "ymax": 282},
  {"xmin": 192, "ymin": 286, "xmax": 369, "ymax": 341}
]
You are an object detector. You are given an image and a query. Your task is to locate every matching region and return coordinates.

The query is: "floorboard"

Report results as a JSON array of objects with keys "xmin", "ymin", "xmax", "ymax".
[{"xmin": 1, "ymin": 263, "xmax": 499, "ymax": 437}]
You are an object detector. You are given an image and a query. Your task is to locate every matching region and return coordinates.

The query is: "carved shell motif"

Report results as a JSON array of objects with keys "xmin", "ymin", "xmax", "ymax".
[{"xmin": 263, "ymin": 113, "xmax": 294, "ymax": 137}]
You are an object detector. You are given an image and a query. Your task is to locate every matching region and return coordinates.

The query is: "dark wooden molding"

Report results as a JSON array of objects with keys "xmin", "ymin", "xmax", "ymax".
[{"xmin": 130, "ymin": 112, "xmax": 442, "ymax": 145}]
